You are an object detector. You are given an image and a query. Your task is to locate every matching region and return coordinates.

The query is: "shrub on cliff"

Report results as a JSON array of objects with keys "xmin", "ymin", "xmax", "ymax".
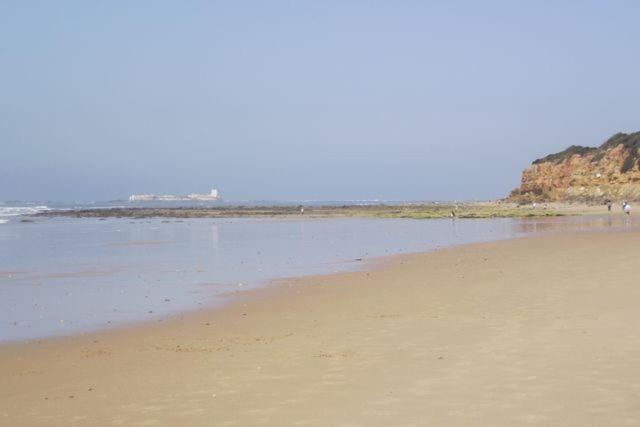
[{"xmin": 532, "ymin": 145, "xmax": 597, "ymax": 165}]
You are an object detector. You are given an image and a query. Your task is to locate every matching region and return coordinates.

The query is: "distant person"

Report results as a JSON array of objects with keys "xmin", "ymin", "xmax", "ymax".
[
  {"xmin": 300, "ymin": 207, "xmax": 305, "ymax": 215},
  {"xmin": 606, "ymin": 200, "xmax": 612, "ymax": 212},
  {"xmin": 624, "ymin": 203, "xmax": 631, "ymax": 216},
  {"xmin": 450, "ymin": 210, "xmax": 456, "ymax": 219},
  {"xmin": 532, "ymin": 202, "xmax": 537, "ymax": 209}
]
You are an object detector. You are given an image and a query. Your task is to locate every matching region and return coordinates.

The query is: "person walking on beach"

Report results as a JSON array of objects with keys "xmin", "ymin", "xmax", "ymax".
[
  {"xmin": 606, "ymin": 200, "xmax": 612, "ymax": 212},
  {"xmin": 624, "ymin": 203, "xmax": 631, "ymax": 216}
]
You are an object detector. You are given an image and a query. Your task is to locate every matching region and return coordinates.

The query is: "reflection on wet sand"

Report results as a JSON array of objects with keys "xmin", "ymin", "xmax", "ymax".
[{"xmin": 512, "ymin": 214, "xmax": 636, "ymax": 233}]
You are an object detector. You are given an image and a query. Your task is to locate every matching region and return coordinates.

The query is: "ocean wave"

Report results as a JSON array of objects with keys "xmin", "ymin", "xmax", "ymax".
[{"xmin": 0, "ymin": 206, "xmax": 50, "ymax": 217}]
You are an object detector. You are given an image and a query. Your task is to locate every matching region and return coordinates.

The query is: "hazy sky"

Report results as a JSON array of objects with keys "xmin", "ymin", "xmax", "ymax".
[{"xmin": 2, "ymin": 1, "xmax": 639, "ymax": 202}]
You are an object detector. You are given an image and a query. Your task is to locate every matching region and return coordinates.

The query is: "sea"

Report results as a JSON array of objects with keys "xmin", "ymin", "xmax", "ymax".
[{"xmin": 0, "ymin": 200, "xmax": 633, "ymax": 342}]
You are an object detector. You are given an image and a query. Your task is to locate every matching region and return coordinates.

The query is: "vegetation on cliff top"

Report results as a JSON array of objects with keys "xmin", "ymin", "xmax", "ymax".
[
  {"xmin": 532, "ymin": 131, "xmax": 640, "ymax": 173},
  {"xmin": 532, "ymin": 145, "xmax": 597, "ymax": 165}
]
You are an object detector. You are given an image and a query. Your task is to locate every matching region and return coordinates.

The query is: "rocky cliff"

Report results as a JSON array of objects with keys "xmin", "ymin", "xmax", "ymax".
[{"xmin": 509, "ymin": 132, "xmax": 640, "ymax": 202}]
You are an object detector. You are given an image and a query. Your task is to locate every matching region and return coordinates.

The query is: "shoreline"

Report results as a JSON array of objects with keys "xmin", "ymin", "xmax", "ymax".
[
  {"xmin": 3, "ymin": 227, "xmax": 640, "ymax": 424},
  {"xmin": 0, "ymin": 224, "xmax": 529, "ymax": 346},
  {"xmin": 2, "ymin": 213, "xmax": 629, "ymax": 345},
  {"xmin": 0, "ymin": 223, "xmax": 623, "ymax": 348}
]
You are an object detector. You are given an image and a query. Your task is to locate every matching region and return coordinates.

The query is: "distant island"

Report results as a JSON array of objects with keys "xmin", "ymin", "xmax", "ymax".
[
  {"xmin": 129, "ymin": 188, "xmax": 219, "ymax": 202},
  {"xmin": 509, "ymin": 131, "xmax": 640, "ymax": 203}
]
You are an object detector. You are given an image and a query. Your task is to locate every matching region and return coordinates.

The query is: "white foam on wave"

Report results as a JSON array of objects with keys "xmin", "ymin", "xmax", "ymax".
[
  {"xmin": 0, "ymin": 219, "xmax": 8, "ymax": 224},
  {"xmin": 0, "ymin": 205, "xmax": 50, "ymax": 218}
]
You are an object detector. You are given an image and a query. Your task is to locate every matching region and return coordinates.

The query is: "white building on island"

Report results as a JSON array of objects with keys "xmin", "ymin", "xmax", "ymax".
[
  {"xmin": 187, "ymin": 188, "xmax": 219, "ymax": 201},
  {"xmin": 129, "ymin": 188, "xmax": 220, "ymax": 202}
]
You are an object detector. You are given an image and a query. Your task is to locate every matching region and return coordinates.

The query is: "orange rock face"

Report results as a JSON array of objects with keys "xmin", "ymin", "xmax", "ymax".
[{"xmin": 509, "ymin": 132, "xmax": 640, "ymax": 202}]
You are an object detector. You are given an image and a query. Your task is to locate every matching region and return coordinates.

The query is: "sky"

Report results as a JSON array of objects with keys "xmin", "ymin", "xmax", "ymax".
[{"xmin": 1, "ymin": 1, "xmax": 639, "ymax": 202}]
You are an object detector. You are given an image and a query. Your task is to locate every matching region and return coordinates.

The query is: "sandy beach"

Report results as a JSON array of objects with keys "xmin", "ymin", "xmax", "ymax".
[{"xmin": 3, "ymin": 226, "xmax": 640, "ymax": 426}]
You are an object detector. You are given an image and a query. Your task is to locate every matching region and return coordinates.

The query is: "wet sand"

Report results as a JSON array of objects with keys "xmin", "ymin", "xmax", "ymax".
[{"xmin": 2, "ymin": 228, "xmax": 640, "ymax": 425}]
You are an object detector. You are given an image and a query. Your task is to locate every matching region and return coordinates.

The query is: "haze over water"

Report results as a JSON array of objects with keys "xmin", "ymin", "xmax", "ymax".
[{"xmin": 3, "ymin": 2, "xmax": 640, "ymax": 202}]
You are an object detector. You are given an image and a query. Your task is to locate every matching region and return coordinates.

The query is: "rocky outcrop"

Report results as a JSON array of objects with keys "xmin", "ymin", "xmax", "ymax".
[{"xmin": 509, "ymin": 132, "xmax": 640, "ymax": 202}]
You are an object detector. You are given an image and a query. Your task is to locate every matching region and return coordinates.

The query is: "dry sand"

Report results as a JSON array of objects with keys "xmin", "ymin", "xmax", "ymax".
[{"xmin": 2, "ymin": 228, "xmax": 640, "ymax": 426}]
